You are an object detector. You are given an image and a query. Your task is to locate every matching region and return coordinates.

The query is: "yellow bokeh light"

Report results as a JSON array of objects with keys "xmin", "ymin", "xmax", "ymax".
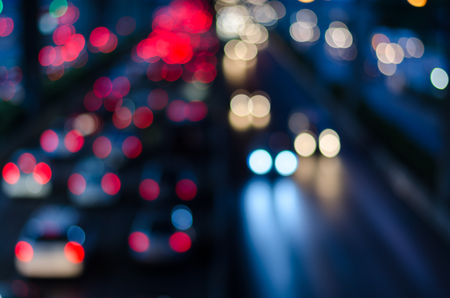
[
  {"xmin": 294, "ymin": 132, "xmax": 316, "ymax": 157},
  {"xmin": 407, "ymin": 0, "xmax": 426, "ymax": 7},
  {"xmin": 224, "ymin": 39, "xmax": 258, "ymax": 61},
  {"xmin": 224, "ymin": 40, "xmax": 241, "ymax": 60},
  {"xmin": 298, "ymin": 0, "xmax": 315, "ymax": 3},
  {"xmin": 229, "ymin": 110, "xmax": 252, "ymax": 131},
  {"xmin": 230, "ymin": 94, "xmax": 252, "ymax": 116},
  {"xmin": 249, "ymin": 95, "xmax": 270, "ymax": 118},
  {"xmin": 252, "ymin": 113, "xmax": 270, "ymax": 129}
]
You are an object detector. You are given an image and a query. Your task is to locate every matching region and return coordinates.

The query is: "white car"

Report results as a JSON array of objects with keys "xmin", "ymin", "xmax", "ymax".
[
  {"xmin": 2, "ymin": 150, "xmax": 52, "ymax": 199},
  {"xmin": 15, "ymin": 205, "xmax": 87, "ymax": 278}
]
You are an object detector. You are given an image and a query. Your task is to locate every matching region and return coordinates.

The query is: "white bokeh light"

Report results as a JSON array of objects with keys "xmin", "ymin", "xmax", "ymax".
[{"xmin": 431, "ymin": 68, "xmax": 449, "ymax": 90}]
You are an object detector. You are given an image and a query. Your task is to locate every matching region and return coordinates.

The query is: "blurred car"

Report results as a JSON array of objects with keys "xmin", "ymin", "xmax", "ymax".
[
  {"xmin": 68, "ymin": 156, "xmax": 121, "ymax": 207},
  {"xmin": 139, "ymin": 159, "xmax": 198, "ymax": 204},
  {"xmin": 2, "ymin": 150, "xmax": 52, "ymax": 199},
  {"xmin": 15, "ymin": 205, "xmax": 93, "ymax": 278},
  {"xmin": 128, "ymin": 206, "xmax": 195, "ymax": 263}
]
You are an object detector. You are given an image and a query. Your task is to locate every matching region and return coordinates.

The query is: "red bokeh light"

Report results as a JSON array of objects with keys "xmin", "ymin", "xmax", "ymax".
[
  {"xmin": 64, "ymin": 130, "xmax": 84, "ymax": 153},
  {"xmin": 103, "ymin": 92, "xmax": 123, "ymax": 112},
  {"xmin": 2, "ymin": 162, "xmax": 20, "ymax": 184},
  {"xmin": 167, "ymin": 100, "xmax": 189, "ymax": 122},
  {"xmin": 84, "ymin": 91, "xmax": 102, "ymax": 112},
  {"xmin": 147, "ymin": 89, "xmax": 169, "ymax": 110},
  {"xmin": 175, "ymin": 179, "xmax": 197, "ymax": 200},
  {"xmin": 194, "ymin": 67, "xmax": 216, "ymax": 84},
  {"xmin": 187, "ymin": 100, "xmax": 207, "ymax": 122},
  {"xmin": 18, "ymin": 153, "xmax": 37, "ymax": 174},
  {"xmin": 103, "ymin": 93, "xmax": 122, "ymax": 112},
  {"xmin": 33, "ymin": 162, "xmax": 52, "ymax": 185},
  {"xmin": 112, "ymin": 107, "xmax": 132, "ymax": 129},
  {"xmin": 99, "ymin": 33, "xmax": 118, "ymax": 53},
  {"xmin": 39, "ymin": 46, "xmax": 57, "ymax": 67},
  {"xmin": 169, "ymin": 232, "xmax": 191, "ymax": 253},
  {"xmin": 133, "ymin": 107, "xmax": 153, "ymax": 129},
  {"xmin": 137, "ymin": 30, "xmax": 193, "ymax": 64},
  {"xmin": 161, "ymin": 63, "xmax": 182, "ymax": 82},
  {"xmin": 40, "ymin": 129, "xmax": 59, "ymax": 153},
  {"xmin": 122, "ymin": 136, "xmax": 142, "ymax": 159},
  {"xmin": 0, "ymin": 18, "xmax": 5, "ymax": 36},
  {"xmin": 129, "ymin": 231, "xmax": 150, "ymax": 252},
  {"xmin": 146, "ymin": 62, "xmax": 164, "ymax": 82},
  {"xmin": 64, "ymin": 34, "xmax": 85, "ymax": 61},
  {"xmin": 51, "ymin": 46, "xmax": 67, "ymax": 66},
  {"xmin": 93, "ymin": 136, "xmax": 112, "ymax": 159},
  {"xmin": 90, "ymin": 27, "xmax": 110, "ymax": 48},
  {"xmin": 112, "ymin": 76, "xmax": 130, "ymax": 97},
  {"xmin": 64, "ymin": 242, "xmax": 85, "ymax": 263},
  {"xmin": 68, "ymin": 173, "xmax": 86, "ymax": 195},
  {"xmin": 139, "ymin": 179, "xmax": 160, "ymax": 201},
  {"xmin": 101, "ymin": 173, "xmax": 121, "ymax": 195},
  {"xmin": 153, "ymin": 14, "xmax": 174, "ymax": 31},
  {"xmin": 53, "ymin": 25, "xmax": 74, "ymax": 45},
  {"xmin": 133, "ymin": 0, "xmax": 214, "ymax": 70},
  {"xmin": 184, "ymin": 10, "xmax": 212, "ymax": 34},
  {"xmin": 58, "ymin": 5, "xmax": 80, "ymax": 25},
  {"xmin": 0, "ymin": 17, "xmax": 14, "ymax": 37},
  {"xmin": 15, "ymin": 241, "xmax": 33, "ymax": 262},
  {"xmin": 93, "ymin": 77, "xmax": 113, "ymax": 98}
]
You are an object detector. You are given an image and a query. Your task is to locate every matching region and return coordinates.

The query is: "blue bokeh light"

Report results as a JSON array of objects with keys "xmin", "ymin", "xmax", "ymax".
[
  {"xmin": 274, "ymin": 150, "xmax": 298, "ymax": 176},
  {"xmin": 172, "ymin": 206, "xmax": 193, "ymax": 230},
  {"xmin": 67, "ymin": 225, "xmax": 86, "ymax": 245},
  {"xmin": 248, "ymin": 149, "xmax": 273, "ymax": 175}
]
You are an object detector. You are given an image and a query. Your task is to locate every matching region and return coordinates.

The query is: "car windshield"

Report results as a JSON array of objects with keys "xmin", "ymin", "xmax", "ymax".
[
  {"xmin": 152, "ymin": 221, "xmax": 174, "ymax": 234},
  {"xmin": 37, "ymin": 232, "xmax": 68, "ymax": 242}
]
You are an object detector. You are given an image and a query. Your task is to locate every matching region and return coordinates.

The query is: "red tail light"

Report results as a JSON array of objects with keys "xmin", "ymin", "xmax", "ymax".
[
  {"xmin": 64, "ymin": 241, "xmax": 85, "ymax": 263},
  {"xmin": 128, "ymin": 231, "xmax": 150, "ymax": 252},
  {"xmin": 169, "ymin": 232, "xmax": 191, "ymax": 253},
  {"xmin": 33, "ymin": 162, "xmax": 52, "ymax": 185},
  {"xmin": 15, "ymin": 241, "xmax": 33, "ymax": 262},
  {"xmin": 3, "ymin": 162, "xmax": 20, "ymax": 185},
  {"xmin": 175, "ymin": 179, "xmax": 197, "ymax": 201},
  {"xmin": 101, "ymin": 173, "xmax": 121, "ymax": 195}
]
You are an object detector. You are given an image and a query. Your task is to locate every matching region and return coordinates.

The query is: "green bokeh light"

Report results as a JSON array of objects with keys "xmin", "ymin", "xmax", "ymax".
[
  {"xmin": 0, "ymin": 1, "xmax": 3, "ymax": 14},
  {"xmin": 49, "ymin": 0, "xmax": 68, "ymax": 18}
]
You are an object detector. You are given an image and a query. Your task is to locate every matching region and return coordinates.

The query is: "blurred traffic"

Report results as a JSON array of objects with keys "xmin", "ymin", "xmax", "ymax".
[{"xmin": 1, "ymin": 0, "xmax": 450, "ymax": 297}]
